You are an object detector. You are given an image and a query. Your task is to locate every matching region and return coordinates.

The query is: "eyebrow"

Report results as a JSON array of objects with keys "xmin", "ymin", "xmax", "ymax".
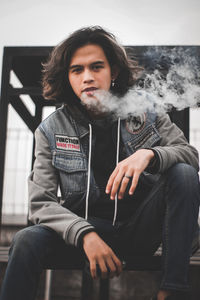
[{"xmin": 69, "ymin": 60, "xmax": 105, "ymax": 70}]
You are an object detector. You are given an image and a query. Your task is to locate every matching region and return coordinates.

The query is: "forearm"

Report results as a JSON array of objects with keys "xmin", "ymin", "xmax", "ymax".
[
  {"xmin": 152, "ymin": 144, "xmax": 199, "ymax": 173},
  {"xmin": 155, "ymin": 114, "xmax": 199, "ymax": 172}
]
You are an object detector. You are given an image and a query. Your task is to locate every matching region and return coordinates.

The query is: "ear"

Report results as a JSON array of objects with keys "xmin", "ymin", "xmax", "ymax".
[{"xmin": 111, "ymin": 65, "xmax": 119, "ymax": 80}]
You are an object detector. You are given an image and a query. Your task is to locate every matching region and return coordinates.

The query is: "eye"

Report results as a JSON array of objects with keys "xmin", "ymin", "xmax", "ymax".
[
  {"xmin": 72, "ymin": 67, "xmax": 82, "ymax": 74},
  {"xmin": 92, "ymin": 64, "xmax": 104, "ymax": 71},
  {"xmin": 69, "ymin": 66, "xmax": 83, "ymax": 74}
]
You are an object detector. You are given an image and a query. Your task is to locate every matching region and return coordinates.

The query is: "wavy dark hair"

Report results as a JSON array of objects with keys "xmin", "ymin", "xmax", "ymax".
[{"xmin": 42, "ymin": 26, "xmax": 141, "ymax": 103}]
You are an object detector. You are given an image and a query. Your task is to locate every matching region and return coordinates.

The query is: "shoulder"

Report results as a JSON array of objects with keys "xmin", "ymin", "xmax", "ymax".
[
  {"xmin": 156, "ymin": 113, "xmax": 175, "ymax": 130},
  {"xmin": 38, "ymin": 105, "xmax": 72, "ymax": 133},
  {"xmin": 41, "ymin": 105, "xmax": 69, "ymax": 124}
]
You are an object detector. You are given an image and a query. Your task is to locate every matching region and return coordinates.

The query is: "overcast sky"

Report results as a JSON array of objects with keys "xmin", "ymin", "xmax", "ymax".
[
  {"xmin": 1, "ymin": 0, "xmax": 200, "ymax": 82},
  {"xmin": 1, "ymin": 0, "xmax": 200, "ymax": 49},
  {"xmin": 0, "ymin": 0, "xmax": 200, "ymax": 128}
]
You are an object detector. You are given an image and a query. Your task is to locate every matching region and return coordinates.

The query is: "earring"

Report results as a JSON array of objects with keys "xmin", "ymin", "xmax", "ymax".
[{"xmin": 111, "ymin": 79, "xmax": 115, "ymax": 87}]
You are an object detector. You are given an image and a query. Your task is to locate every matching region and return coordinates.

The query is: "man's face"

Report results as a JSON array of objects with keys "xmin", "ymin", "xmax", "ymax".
[{"xmin": 68, "ymin": 44, "xmax": 113, "ymax": 102}]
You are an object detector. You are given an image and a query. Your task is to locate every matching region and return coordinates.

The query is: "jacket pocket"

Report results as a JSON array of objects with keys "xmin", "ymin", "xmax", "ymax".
[
  {"xmin": 127, "ymin": 124, "xmax": 161, "ymax": 151},
  {"xmin": 52, "ymin": 151, "xmax": 87, "ymax": 193}
]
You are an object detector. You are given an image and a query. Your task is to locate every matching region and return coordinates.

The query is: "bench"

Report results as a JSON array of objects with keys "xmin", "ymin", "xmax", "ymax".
[{"xmin": 1, "ymin": 245, "xmax": 200, "ymax": 300}]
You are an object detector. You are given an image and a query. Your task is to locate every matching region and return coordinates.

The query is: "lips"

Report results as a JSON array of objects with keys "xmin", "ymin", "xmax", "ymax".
[
  {"xmin": 82, "ymin": 87, "xmax": 98, "ymax": 92},
  {"xmin": 82, "ymin": 87, "xmax": 98, "ymax": 97}
]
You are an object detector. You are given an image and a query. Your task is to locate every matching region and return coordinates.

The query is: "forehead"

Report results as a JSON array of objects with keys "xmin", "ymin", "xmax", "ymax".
[{"xmin": 70, "ymin": 44, "xmax": 108, "ymax": 65}]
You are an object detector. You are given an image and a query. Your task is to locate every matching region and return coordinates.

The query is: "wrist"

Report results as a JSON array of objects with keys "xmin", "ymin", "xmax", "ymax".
[
  {"xmin": 83, "ymin": 231, "xmax": 98, "ymax": 244},
  {"xmin": 78, "ymin": 229, "xmax": 96, "ymax": 249},
  {"xmin": 145, "ymin": 148, "xmax": 160, "ymax": 173},
  {"xmin": 148, "ymin": 149, "xmax": 155, "ymax": 160}
]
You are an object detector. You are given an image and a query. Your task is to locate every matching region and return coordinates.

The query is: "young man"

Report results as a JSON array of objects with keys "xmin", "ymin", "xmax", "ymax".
[{"xmin": 0, "ymin": 26, "xmax": 199, "ymax": 300}]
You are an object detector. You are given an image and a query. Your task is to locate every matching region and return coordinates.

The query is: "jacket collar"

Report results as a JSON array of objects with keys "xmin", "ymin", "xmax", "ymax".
[
  {"xmin": 64, "ymin": 102, "xmax": 90, "ymax": 138},
  {"xmin": 64, "ymin": 101, "xmax": 117, "ymax": 139}
]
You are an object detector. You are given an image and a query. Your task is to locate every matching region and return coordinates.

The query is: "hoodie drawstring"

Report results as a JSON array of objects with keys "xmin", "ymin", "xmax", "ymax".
[
  {"xmin": 85, "ymin": 124, "xmax": 92, "ymax": 220},
  {"xmin": 112, "ymin": 117, "xmax": 121, "ymax": 225},
  {"xmin": 85, "ymin": 118, "xmax": 121, "ymax": 225}
]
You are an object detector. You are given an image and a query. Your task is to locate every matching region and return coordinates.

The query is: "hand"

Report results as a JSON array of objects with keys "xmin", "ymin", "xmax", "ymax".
[
  {"xmin": 106, "ymin": 149, "xmax": 154, "ymax": 200},
  {"xmin": 82, "ymin": 231, "xmax": 122, "ymax": 279}
]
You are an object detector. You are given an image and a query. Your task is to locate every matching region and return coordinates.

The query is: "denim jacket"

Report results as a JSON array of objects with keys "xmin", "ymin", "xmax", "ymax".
[{"xmin": 28, "ymin": 104, "xmax": 199, "ymax": 247}]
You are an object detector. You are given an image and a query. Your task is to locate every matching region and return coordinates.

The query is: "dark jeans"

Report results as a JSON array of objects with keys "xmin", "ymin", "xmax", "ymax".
[{"xmin": 0, "ymin": 163, "xmax": 200, "ymax": 300}]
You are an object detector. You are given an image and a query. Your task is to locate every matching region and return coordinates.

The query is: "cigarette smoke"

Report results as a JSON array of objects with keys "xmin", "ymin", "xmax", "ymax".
[{"xmin": 81, "ymin": 47, "xmax": 200, "ymax": 119}]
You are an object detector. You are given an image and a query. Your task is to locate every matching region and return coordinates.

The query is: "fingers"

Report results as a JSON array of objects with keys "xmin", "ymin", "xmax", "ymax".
[
  {"xmin": 106, "ymin": 165, "xmax": 141, "ymax": 199},
  {"xmin": 129, "ymin": 171, "xmax": 140, "ymax": 195},
  {"xmin": 118, "ymin": 176, "xmax": 131, "ymax": 199},
  {"xmin": 105, "ymin": 255, "xmax": 122, "ymax": 278},
  {"xmin": 98, "ymin": 260, "xmax": 109, "ymax": 279},
  {"xmin": 109, "ymin": 170, "xmax": 125, "ymax": 200},
  {"xmin": 90, "ymin": 260, "xmax": 97, "ymax": 279},
  {"xmin": 106, "ymin": 167, "xmax": 119, "ymax": 196},
  {"xmin": 107, "ymin": 171, "xmax": 141, "ymax": 200},
  {"xmin": 106, "ymin": 257, "xmax": 117, "ymax": 278},
  {"xmin": 106, "ymin": 169, "xmax": 130, "ymax": 200},
  {"xmin": 106, "ymin": 150, "xmax": 153, "ymax": 199},
  {"xmin": 90, "ymin": 252, "xmax": 123, "ymax": 279},
  {"xmin": 112, "ymin": 254, "xmax": 123, "ymax": 276},
  {"xmin": 98, "ymin": 255, "xmax": 122, "ymax": 279},
  {"xmin": 85, "ymin": 233, "xmax": 123, "ymax": 280}
]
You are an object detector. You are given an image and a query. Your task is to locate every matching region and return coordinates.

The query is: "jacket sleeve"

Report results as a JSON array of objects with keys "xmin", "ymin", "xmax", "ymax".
[
  {"xmin": 150, "ymin": 114, "xmax": 199, "ymax": 173},
  {"xmin": 28, "ymin": 128, "xmax": 95, "ymax": 247}
]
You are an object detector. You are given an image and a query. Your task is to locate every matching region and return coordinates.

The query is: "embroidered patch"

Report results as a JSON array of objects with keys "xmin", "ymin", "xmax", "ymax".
[
  {"xmin": 126, "ymin": 114, "xmax": 146, "ymax": 134},
  {"xmin": 55, "ymin": 134, "xmax": 80, "ymax": 152}
]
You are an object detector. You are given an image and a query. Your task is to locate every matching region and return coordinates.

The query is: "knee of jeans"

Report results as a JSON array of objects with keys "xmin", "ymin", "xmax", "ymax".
[
  {"xmin": 10, "ymin": 228, "xmax": 34, "ymax": 254},
  {"xmin": 165, "ymin": 163, "xmax": 200, "ymax": 210},
  {"xmin": 166, "ymin": 163, "xmax": 199, "ymax": 186},
  {"xmin": 10, "ymin": 226, "xmax": 45, "ymax": 258}
]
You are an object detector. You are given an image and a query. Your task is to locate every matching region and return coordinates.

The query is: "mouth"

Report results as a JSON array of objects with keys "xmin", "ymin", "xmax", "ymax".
[
  {"xmin": 82, "ymin": 87, "xmax": 98, "ymax": 96},
  {"xmin": 82, "ymin": 87, "xmax": 98, "ymax": 92}
]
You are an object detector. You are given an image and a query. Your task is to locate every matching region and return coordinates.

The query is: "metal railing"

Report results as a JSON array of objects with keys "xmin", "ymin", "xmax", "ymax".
[{"xmin": 2, "ymin": 128, "xmax": 33, "ymax": 222}]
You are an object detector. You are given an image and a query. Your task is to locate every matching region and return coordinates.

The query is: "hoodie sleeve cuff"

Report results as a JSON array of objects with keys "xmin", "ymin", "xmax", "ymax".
[
  {"xmin": 76, "ymin": 228, "xmax": 96, "ymax": 249},
  {"xmin": 145, "ymin": 148, "xmax": 160, "ymax": 174},
  {"xmin": 64, "ymin": 219, "xmax": 95, "ymax": 247}
]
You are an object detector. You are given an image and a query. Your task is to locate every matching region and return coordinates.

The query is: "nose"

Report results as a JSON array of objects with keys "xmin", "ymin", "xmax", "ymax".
[{"xmin": 83, "ymin": 69, "xmax": 94, "ymax": 84}]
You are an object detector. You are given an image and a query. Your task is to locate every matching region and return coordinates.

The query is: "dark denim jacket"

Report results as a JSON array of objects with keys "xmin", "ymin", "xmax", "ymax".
[
  {"xmin": 28, "ymin": 105, "xmax": 199, "ymax": 246},
  {"xmin": 39, "ymin": 106, "xmax": 161, "ymax": 211}
]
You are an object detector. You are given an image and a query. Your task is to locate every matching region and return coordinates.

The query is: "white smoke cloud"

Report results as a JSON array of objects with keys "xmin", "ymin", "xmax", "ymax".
[{"xmin": 81, "ymin": 47, "xmax": 200, "ymax": 118}]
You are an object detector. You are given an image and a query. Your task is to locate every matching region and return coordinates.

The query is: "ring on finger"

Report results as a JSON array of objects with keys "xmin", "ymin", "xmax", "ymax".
[{"xmin": 124, "ymin": 174, "xmax": 132, "ymax": 179}]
